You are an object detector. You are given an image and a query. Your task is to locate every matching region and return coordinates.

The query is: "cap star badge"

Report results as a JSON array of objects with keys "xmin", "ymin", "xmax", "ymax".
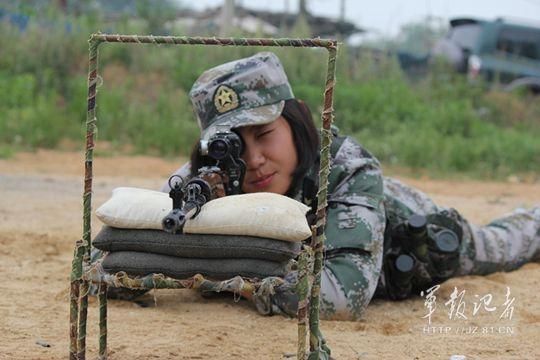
[{"xmin": 213, "ymin": 85, "xmax": 239, "ymax": 114}]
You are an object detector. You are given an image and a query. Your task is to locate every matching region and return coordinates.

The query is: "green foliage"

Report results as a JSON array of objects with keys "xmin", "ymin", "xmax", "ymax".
[
  {"xmin": 0, "ymin": 146, "xmax": 14, "ymax": 159},
  {"xmin": 394, "ymin": 17, "xmax": 447, "ymax": 55},
  {"xmin": 0, "ymin": 13, "xmax": 539, "ymax": 178},
  {"xmin": 332, "ymin": 59, "xmax": 540, "ymax": 177},
  {"xmin": 135, "ymin": 0, "xmax": 179, "ymax": 34},
  {"xmin": 360, "ymin": 16, "xmax": 448, "ymax": 55}
]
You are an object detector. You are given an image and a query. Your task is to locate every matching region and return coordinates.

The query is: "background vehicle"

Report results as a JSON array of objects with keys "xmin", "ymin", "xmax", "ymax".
[{"xmin": 432, "ymin": 17, "xmax": 540, "ymax": 93}]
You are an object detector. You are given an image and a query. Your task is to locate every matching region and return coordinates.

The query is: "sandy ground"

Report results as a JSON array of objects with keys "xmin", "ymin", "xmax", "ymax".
[{"xmin": 0, "ymin": 149, "xmax": 539, "ymax": 360}]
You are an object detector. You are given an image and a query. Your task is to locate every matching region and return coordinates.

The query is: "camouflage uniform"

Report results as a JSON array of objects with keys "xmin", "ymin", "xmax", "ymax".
[
  {"xmin": 288, "ymin": 134, "xmax": 386, "ymax": 321},
  {"xmin": 265, "ymin": 134, "xmax": 540, "ymax": 320},
  {"xmin": 164, "ymin": 52, "xmax": 540, "ymax": 320}
]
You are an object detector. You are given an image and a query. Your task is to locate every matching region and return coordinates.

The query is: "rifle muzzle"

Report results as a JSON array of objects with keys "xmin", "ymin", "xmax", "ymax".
[{"xmin": 162, "ymin": 208, "xmax": 187, "ymax": 234}]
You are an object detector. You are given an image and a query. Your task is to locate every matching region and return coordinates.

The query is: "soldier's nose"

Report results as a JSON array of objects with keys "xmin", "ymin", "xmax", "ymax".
[{"xmin": 243, "ymin": 144, "xmax": 266, "ymax": 170}]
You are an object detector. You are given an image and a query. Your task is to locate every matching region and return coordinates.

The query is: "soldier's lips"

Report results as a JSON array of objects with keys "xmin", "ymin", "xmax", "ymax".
[{"xmin": 249, "ymin": 172, "xmax": 276, "ymax": 189}]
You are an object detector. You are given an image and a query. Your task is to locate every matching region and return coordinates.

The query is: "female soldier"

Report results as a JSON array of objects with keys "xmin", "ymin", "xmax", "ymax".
[{"xmin": 163, "ymin": 51, "xmax": 540, "ymax": 321}]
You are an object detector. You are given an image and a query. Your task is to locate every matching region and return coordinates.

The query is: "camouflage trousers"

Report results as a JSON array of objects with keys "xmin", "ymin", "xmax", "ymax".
[
  {"xmin": 383, "ymin": 177, "xmax": 540, "ymax": 276},
  {"xmin": 270, "ymin": 178, "xmax": 540, "ymax": 320}
]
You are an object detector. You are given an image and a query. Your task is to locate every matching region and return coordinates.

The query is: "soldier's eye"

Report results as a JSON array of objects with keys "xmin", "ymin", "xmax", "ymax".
[{"xmin": 256, "ymin": 129, "xmax": 273, "ymax": 139}]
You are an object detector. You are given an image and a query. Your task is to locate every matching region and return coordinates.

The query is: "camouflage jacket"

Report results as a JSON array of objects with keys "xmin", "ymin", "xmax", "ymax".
[
  {"xmin": 268, "ymin": 134, "xmax": 387, "ymax": 320},
  {"xmin": 161, "ymin": 134, "xmax": 540, "ymax": 321},
  {"xmin": 161, "ymin": 133, "xmax": 386, "ymax": 320},
  {"xmin": 320, "ymin": 135, "xmax": 387, "ymax": 320},
  {"xmin": 269, "ymin": 134, "xmax": 468, "ymax": 320}
]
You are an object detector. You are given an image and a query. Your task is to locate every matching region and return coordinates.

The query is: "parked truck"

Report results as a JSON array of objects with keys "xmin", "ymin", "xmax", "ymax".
[{"xmin": 431, "ymin": 17, "xmax": 540, "ymax": 93}]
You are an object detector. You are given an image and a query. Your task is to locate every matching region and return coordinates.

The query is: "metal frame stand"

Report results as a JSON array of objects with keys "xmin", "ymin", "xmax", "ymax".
[{"xmin": 69, "ymin": 34, "xmax": 338, "ymax": 360}]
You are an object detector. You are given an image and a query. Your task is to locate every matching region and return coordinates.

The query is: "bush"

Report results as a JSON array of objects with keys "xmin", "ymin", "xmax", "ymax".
[{"xmin": 0, "ymin": 13, "xmax": 539, "ymax": 178}]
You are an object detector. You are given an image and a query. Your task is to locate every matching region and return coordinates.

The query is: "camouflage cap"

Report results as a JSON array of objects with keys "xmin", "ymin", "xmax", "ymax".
[{"xmin": 189, "ymin": 52, "xmax": 294, "ymax": 139}]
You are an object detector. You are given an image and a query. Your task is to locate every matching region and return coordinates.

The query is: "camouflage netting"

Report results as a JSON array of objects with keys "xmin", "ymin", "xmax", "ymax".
[
  {"xmin": 70, "ymin": 34, "xmax": 338, "ymax": 360},
  {"xmin": 84, "ymin": 259, "xmax": 283, "ymax": 299}
]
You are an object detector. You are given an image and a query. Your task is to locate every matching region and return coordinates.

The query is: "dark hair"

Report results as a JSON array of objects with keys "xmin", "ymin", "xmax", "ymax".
[{"xmin": 190, "ymin": 98, "xmax": 320, "ymax": 196}]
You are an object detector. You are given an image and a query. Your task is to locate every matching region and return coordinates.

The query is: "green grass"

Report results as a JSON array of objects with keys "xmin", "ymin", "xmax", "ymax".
[
  {"xmin": 0, "ymin": 145, "xmax": 14, "ymax": 159},
  {"xmin": 1, "ymin": 14, "xmax": 539, "ymax": 179}
]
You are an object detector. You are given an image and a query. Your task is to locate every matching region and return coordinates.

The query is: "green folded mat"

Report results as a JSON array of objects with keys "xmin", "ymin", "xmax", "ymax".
[
  {"xmin": 102, "ymin": 251, "xmax": 288, "ymax": 280},
  {"xmin": 93, "ymin": 226, "xmax": 300, "ymax": 262}
]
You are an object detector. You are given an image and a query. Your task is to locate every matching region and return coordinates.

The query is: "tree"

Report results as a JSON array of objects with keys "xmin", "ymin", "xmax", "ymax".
[
  {"xmin": 395, "ymin": 16, "xmax": 447, "ymax": 55},
  {"xmin": 135, "ymin": 0, "xmax": 180, "ymax": 34}
]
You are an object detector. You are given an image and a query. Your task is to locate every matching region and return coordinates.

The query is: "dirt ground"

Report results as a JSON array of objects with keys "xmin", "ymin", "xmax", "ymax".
[{"xmin": 1, "ymin": 149, "xmax": 539, "ymax": 360}]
